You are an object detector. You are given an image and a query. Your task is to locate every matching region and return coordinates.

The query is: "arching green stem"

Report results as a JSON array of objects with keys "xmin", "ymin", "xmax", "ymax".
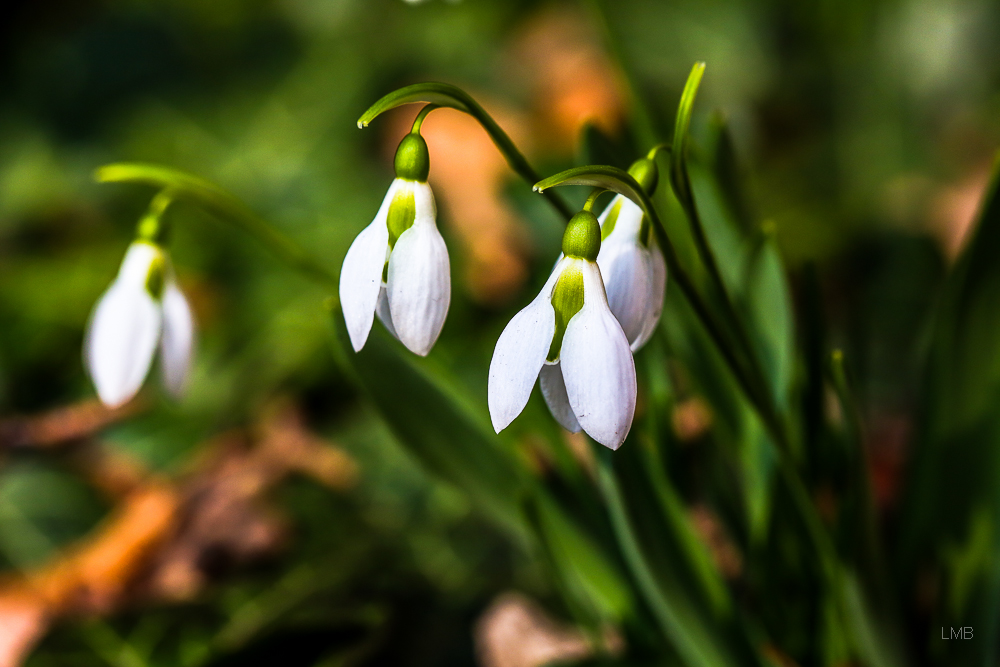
[
  {"xmin": 410, "ymin": 104, "xmax": 438, "ymax": 134},
  {"xmin": 96, "ymin": 163, "xmax": 339, "ymax": 293},
  {"xmin": 136, "ymin": 189, "xmax": 177, "ymax": 244},
  {"xmin": 646, "ymin": 143, "xmax": 671, "ymax": 161},
  {"xmin": 582, "ymin": 188, "xmax": 607, "ymax": 213},
  {"xmin": 358, "ymin": 82, "xmax": 574, "ymax": 221}
]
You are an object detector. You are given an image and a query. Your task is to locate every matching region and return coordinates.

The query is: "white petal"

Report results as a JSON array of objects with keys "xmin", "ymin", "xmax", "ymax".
[
  {"xmin": 375, "ymin": 285, "xmax": 399, "ymax": 341},
  {"xmin": 85, "ymin": 281, "xmax": 162, "ymax": 407},
  {"xmin": 539, "ymin": 363, "xmax": 581, "ymax": 433},
  {"xmin": 632, "ymin": 240, "xmax": 667, "ymax": 351},
  {"xmin": 487, "ymin": 267, "xmax": 564, "ymax": 433},
  {"xmin": 117, "ymin": 241, "xmax": 162, "ymax": 285},
  {"xmin": 560, "ymin": 263, "xmax": 636, "ymax": 450},
  {"xmin": 386, "ymin": 183, "xmax": 449, "ymax": 356},
  {"xmin": 597, "ymin": 242, "xmax": 650, "ymax": 347},
  {"xmin": 339, "ymin": 182, "xmax": 397, "ymax": 352},
  {"xmin": 159, "ymin": 280, "xmax": 195, "ymax": 398}
]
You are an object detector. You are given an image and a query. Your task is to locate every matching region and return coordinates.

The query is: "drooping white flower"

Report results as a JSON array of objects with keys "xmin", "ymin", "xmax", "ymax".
[
  {"xmin": 596, "ymin": 193, "xmax": 667, "ymax": 351},
  {"xmin": 339, "ymin": 133, "xmax": 450, "ymax": 356},
  {"xmin": 488, "ymin": 210, "xmax": 636, "ymax": 450},
  {"xmin": 85, "ymin": 241, "xmax": 195, "ymax": 407}
]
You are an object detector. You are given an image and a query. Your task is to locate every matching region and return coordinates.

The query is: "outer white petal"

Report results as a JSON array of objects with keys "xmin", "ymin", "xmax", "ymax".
[
  {"xmin": 85, "ymin": 281, "xmax": 162, "ymax": 408},
  {"xmin": 160, "ymin": 280, "xmax": 195, "ymax": 398},
  {"xmin": 375, "ymin": 285, "xmax": 399, "ymax": 340},
  {"xmin": 632, "ymin": 239, "xmax": 667, "ymax": 351},
  {"xmin": 386, "ymin": 183, "xmax": 449, "ymax": 356},
  {"xmin": 539, "ymin": 362, "xmax": 581, "ymax": 433},
  {"xmin": 560, "ymin": 263, "xmax": 636, "ymax": 450},
  {"xmin": 117, "ymin": 241, "xmax": 163, "ymax": 285},
  {"xmin": 487, "ymin": 265, "xmax": 564, "ymax": 433},
  {"xmin": 339, "ymin": 181, "xmax": 398, "ymax": 352},
  {"xmin": 597, "ymin": 241, "xmax": 650, "ymax": 347}
]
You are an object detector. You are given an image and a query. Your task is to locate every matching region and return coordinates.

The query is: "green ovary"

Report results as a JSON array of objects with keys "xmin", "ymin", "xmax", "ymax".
[{"xmin": 547, "ymin": 264, "xmax": 585, "ymax": 362}]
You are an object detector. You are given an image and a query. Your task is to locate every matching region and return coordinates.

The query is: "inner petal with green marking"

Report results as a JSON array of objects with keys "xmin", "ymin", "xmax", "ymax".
[
  {"xmin": 145, "ymin": 253, "xmax": 166, "ymax": 300},
  {"xmin": 386, "ymin": 185, "xmax": 416, "ymax": 249},
  {"xmin": 601, "ymin": 199, "xmax": 622, "ymax": 240},
  {"xmin": 547, "ymin": 262, "xmax": 584, "ymax": 362}
]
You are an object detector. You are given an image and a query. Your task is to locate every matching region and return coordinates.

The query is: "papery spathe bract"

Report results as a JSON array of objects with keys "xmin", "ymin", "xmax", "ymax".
[
  {"xmin": 85, "ymin": 241, "xmax": 195, "ymax": 407},
  {"xmin": 596, "ymin": 194, "xmax": 667, "ymax": 351},
  {"xmin": 488, "ymin": 211, "xmax": 637, "ymax": 450}
]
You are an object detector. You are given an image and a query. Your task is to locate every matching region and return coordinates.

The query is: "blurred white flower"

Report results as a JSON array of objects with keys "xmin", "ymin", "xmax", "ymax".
[
  {"xmin": 596, "ymin": 194, "xmax": 667, "ymax": 351},
  {"xmin": 340, "ymin": 133, "xmax": 450, "ymax": 356},
  {"xmin": 488, "ymin": 211, "xmax": 636, "ymax": 450},
  {"xmin": 85, "ymin": 241, "xmax": 194, "ymax": 407}
]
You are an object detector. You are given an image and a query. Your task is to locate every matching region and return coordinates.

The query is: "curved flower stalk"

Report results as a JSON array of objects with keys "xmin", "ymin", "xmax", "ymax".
[
  {"xmin": 86, "ymin": 206, "xmax": 195, "ymax": 408},
  {"xmin": 340, "ymin": 110, "xmax": 450, "ymax": 356},
  {"xmin": 596, "ymin": 153, "xmax": 667, "ymax": 351},
  {"xmin": 488, "ymin": 207, "xmax": 636, "ymax": 450}
]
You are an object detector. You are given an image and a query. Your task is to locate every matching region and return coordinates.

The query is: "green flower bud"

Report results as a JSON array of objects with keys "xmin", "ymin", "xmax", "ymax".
[
  {"xmin": 394, "ymin": 133, "xmax": 430, "ymax": 182},
  {"xmin": 561, "ymin": 211, "xmax": 601, "ymax": 261},
  {"xmin": 628, "ymin": 157, "xmax": 659, "ymax": 195}
]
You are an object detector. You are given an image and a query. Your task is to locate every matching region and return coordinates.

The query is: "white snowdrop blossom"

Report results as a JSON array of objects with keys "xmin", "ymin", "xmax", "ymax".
[
  {"xmin": 85, "ymin": 241, "xmax": 195, "ymax": 408},
  {"xmin": 339, "ymin": 133, "xmax": 450, "ymax": 356},
  {"xmin": 596, "ymin": 193, "xmax": 667, "ymax": 351},
  {"xmin": 488, "ymin": 210, "xmax": 637, "ymax": 450}
]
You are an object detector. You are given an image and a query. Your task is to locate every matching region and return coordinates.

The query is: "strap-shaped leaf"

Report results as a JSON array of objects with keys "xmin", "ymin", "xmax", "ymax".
[
  {"xmin": 96, "ymin": 163, "xmax": 337, "ymax": 288},
  {"xmin": 671, "ymin": 62, "xmax": 706, "ymax": 203},
  {"xmin": 358, "ymin": 82, "xmax": 573, "ymax": 220}
]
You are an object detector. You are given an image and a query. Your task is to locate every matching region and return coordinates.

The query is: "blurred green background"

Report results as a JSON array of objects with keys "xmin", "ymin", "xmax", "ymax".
[{"xmin": 3, "ymin": 0, "xmax": 1000, "ymax": 665}]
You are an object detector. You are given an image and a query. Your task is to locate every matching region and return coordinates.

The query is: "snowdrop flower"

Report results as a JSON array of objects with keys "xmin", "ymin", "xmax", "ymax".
[
  {"xmin": 596, "ymin": 157, "xmax": 666, "ymax": 352},
  {"xmin": 85, "ymin": 240, "xmax": 194, "ymax": 407},
  {"xmin": 489, "ymin": 208, "xmax": 637, "ymax": 450},
  {"xmin": 340, "ymin": 130, "xmax": 450, "ymax": 356}
]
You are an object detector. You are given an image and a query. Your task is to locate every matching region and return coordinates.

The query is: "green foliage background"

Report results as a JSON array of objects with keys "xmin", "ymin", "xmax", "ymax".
[{"xmin": 3, "ymin": 0, "xmax": 1000, "ymax": 665}]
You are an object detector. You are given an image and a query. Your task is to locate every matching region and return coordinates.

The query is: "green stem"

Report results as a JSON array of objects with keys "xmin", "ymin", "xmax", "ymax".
[
  {"xmin": 136, "ymin": 189, "xmax": 176, "ymax": 243},
  {"xmin": 583, "ymin": 188, "xmax": 606, "ymax": 212},
  {"xmin": 410, "ymin": 103, "xmax": 438, "ymax": 134},
  {"xmin": 358, "ymin": 82, "xmax": 574, "ymax": 221},
  {"xmin": 96, "ymin": 163, "xmax": 340, "ymax": 293}
]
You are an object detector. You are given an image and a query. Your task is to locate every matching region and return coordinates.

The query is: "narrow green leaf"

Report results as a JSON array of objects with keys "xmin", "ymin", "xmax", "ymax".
[
  {"xmin": 527, "ymin": 490, "xmax": 634, "ymax": 624},
  {"xmin": 671, "ymin": 62, "xmax": 706, "ymax": 202},
  {"xmin": 595, "ymin": 448, "xmax": 735, "ymax": 667}
]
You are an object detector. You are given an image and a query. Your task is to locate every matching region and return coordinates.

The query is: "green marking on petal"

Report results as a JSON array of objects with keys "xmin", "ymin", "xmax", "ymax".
[
  {"xmin": 601, "ymin": 199, "xmax": 622, "ymax": 241},
  {"xmin": 145, "ymin": 253, "xmax": 166, "ymax": 300},
  {"xmin": 387, "ymin": 188, "xmax": 416, "ymax": 249},
  {"xmin": 547, "ymin": 263, "xmax": 584, "ymax": 362}
]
